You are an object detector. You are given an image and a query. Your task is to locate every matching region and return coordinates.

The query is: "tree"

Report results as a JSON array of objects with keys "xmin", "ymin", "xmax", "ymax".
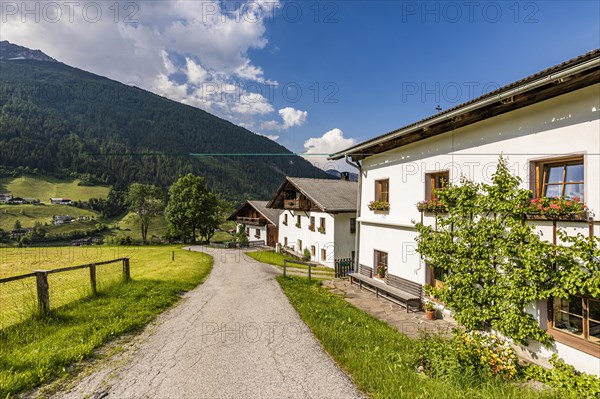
[
  {"xmin": 165, "ymin": 174, "xmax": 226, "ymax": 243},
  {"xmin": 125, "ymin": 183, "xmax": 164, "ymax": 243},
  {"xmin": 13, "ymin": 219, "xmax": 22, "ymax": 230},
  {"xmin": 415, "ymin": 156, "xmax": 600, "ymax": 345}
]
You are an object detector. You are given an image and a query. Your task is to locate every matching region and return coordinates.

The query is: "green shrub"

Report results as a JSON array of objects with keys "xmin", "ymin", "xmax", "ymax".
[
  {"xmin": 417, "ymin": 330, "xmax": 519, "ymax": 381},
  {"xmin": 521, "ymin": 355, "xmax": 600, "ymax": 399}
]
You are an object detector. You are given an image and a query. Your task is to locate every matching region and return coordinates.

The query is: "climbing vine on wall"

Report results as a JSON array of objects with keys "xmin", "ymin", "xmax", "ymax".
[{"xmin": 415, "ymin": 156, "xmax": 600, "ymax": 345}]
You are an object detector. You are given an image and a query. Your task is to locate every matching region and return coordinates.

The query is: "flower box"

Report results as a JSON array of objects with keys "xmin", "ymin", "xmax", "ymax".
[
  {"xmin": 416, "ymin": 199, "xmax": 447, "ymax": 213},
  {"xmin": 318, "ymin": 226, "xmax": 326, "ymax": 234},
  {"xmin": 368, "ymin": 201, "xmax": 390, "ymax": 211},
  {"xmin": 295, "ymin": 222, "xmax": 301, "ymax": 228},
  {"xmin": 521, "ymin": 197, "xmax": 588, "ymax": 221}
]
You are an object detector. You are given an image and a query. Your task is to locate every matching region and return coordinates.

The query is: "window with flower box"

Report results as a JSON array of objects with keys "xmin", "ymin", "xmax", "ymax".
[
  {"xmin": 374, "ymin": 250, "xmax": 388, "ymax": 279},
  {"xmin": 319, "ymin": 217, "xmax": 326, "ymax": 233},
  {"xmin": 309, "ymin": 216, "xmax": 315, "ymax": 231}
]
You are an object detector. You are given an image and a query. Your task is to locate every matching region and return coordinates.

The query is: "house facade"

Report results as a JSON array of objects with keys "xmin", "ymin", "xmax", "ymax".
[
  {"xmin": 267, "ymin": 177, "xmax": 357, "ymax": 267},
  {"xmin": 330, "ymin": 50, "xmax": 600, "ymax": 375},
  {"xmin": 227, "ymin": 200, "xmax": 280, "ymax": 247}
]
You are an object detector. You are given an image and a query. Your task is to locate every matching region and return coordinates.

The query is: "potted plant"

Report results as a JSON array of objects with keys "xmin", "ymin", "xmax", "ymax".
[
  {"xmin": 376, "ymin": 265, "xmax": 386, "ymax": 279},
  {"xmin": 424, "ymin": 302, "xmax": 436, "ymax": 320},
  {"xmin": 295, "ymin": 222, "xmax": 301, "ymax": 228},
  {"xmin": 318, "ymin": 226, "xmax": 326, "ymax": 234}
]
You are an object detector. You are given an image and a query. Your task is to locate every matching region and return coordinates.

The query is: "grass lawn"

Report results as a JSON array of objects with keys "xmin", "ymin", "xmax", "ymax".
[
  {"xmin": 0, "ymin": 204, "xmax": 99, "ymax": 230},
  {"xmin": 277, "ymin": 276, "xmax": 559, "ymax": 399},
  {"xmin": 1, "ymin": 176, "xmax": 110, "ymax": 202},
  {"xmin": 0, "ymin": 246, "xmax": 213, "ymax": 397},
  {"xmin": 247, "ymin": 250, "xmax": 334, "ymax": 273}
]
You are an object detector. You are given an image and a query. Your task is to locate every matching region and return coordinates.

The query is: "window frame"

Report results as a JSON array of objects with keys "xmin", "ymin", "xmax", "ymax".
[
  {"xmin": 309, "ymin": 216, "xmax": 315, "ymax": 231},
  {"xmin": 321, "ymin": 248, "xmax": 327, "ymax": 261},
  {"xmin": 350, "ymin": 218, "xmax": 356, "ymax": 234},
  {"xmin": 425, "ymin": 171, "xmax": 450, "ymax": 200},
  {"xmin": 283, "ymin": 213, "xmax": 288, "ymax": 225},
  {"xmin": 548, "ymin": 294, "xmax": 599, "ymax": 357},
  {"xmin": 374, "ymin": 249, "xmax": 388, "ymax": 278},
  {"xmin": 296, "ymin": 215, "xmax": 301, "ymax": 228},
  {"xmin": 311, "ymin": 245, "xmax": 316, "ymax": 257},
  {"xmin": 319, "ymin": 217, "xmax": 326, "ymax": 232},
  {"xmin": 375, "ymin": 179, "xmax": 390, "ymax": 203},
  {"xmin": 535, "ymin": 156, "xmax": 584, "ymax": 200}
]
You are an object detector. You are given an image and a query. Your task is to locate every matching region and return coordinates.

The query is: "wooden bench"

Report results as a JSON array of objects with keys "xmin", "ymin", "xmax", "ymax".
[{"xmin": 348, "ymin": 267, "xmax": 422, "ymax": 313}]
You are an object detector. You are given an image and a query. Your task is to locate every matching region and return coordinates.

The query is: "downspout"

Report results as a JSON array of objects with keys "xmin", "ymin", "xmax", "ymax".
[{"xmin": 345, "ymin": 154, "xmax": 362, "ymax": 272}]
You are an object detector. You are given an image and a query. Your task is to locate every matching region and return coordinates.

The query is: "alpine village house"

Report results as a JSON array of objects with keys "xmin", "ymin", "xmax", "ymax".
[
  {"xmin": 227, "ymin": 200, "xmax": 280, "ymax": 247},
  {"xmin": 330, "ymin": 49, "xmax": 600, "ymax": 375},
  {"xmin": 266, "ymin": 176, "xmax": 358, "ymax": 268}
]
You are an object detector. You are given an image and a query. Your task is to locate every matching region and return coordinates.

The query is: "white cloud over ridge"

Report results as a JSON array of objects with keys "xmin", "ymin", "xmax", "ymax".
[
  {"xmin": 303, "ymin": 128, "xmax": 357, "ymax": 170},
  {"xmin": 1, "ymin": 0, "xmax": 281, "ymax": 124},
  {"xmin": 261, "ymin": 107, "xmax": 308, "ymax": 131}
]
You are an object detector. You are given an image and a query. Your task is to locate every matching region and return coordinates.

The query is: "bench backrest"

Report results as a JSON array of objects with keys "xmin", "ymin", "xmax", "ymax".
[
  {"xmin": 358, "ymin": 264, "xmax": 372, "ymax": 278},
  {"xmin": 386, "ymin": 273, "xmax": 423, "ymax": 299}
]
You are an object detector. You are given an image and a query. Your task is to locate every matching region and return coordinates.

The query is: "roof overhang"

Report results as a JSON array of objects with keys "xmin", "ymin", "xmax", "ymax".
[{"xmin": 329, "ymin": 50, "xmax": 600, "ymax": 162}]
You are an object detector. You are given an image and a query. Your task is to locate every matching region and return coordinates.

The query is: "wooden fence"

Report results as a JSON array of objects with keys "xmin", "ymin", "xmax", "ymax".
[
  {"xmin": 212, "ymin": 240, "xmax": 265, "ymax": 249},
  {"xmin": 334, "ymin": 258, "xmax": 354, "ymax": 278},
  {"xmin": 0, "ymin": 258, "xmax": 130, "ymax": 317},
  {"xmin": 283, "ymin": 259, "xmax": 316, "ymax": 281}
]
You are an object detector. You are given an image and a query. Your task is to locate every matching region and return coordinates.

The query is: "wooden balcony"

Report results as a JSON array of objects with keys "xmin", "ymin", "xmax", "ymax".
[
  {"xmin": 283, "ymin": 198, "xmax": 311, "ymax": 210},
  {"xmin": 236, "ymin": 216, "xmax": 267, "ymax": 226}
]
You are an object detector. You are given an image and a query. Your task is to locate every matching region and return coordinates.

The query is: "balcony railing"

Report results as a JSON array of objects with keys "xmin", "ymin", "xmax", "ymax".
[
  {"xmin": 236, "ymin": 216, "xmax": 267, "ymax": 226},
  {"xmin": 284, "ymin": 198, "xmax": 311, "ymax": 210}
]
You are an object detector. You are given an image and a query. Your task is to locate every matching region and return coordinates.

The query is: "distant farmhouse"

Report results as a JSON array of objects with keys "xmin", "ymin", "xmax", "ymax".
[
  {"xmin": 227, "ymin": 200, "xmax": 280, "ymax": 247},
  {"xmin": 53, "ymin": 215, "xmax": 73, "ymax": 225},
  {"xmin": 0, "ymin": 193, "xmax": 12, "ymax": 203},
  {"xmin": 267, "ymin": 175, "xmax": 357, "ymax": 267},
  {"xmin": 50, "ymin": 198, "xmax": 73, "ymax": 205}
]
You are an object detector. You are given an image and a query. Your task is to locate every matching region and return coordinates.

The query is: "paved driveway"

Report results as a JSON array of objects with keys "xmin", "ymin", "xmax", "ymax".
[{"xmin": 57, "ymin": 247, "xmax": 362, "ymax": 399}]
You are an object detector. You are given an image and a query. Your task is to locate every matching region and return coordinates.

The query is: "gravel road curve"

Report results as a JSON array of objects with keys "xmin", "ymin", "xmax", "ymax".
[{"xmin": 55, "ymin": 247, "xmax": 362, "ymax": 399}]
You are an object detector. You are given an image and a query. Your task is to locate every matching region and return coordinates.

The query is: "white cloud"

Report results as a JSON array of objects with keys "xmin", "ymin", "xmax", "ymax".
[
  {"xmin": 303, "ymin": 128, "xmax": 358, "ymax": 170},
  {"xmin": 258, "ymin": 133, "xmax": 280, "ymax": 141},
  {"xmin": 261, "ymin": 107, "xmax": 308, "ymax": 130},
  {"xmin": 1, "ymin": 0, "xmax": 282, "ymax": 125}
]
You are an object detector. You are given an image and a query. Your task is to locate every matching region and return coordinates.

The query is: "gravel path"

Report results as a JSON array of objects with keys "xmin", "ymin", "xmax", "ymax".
[{"xmin": 56, "ymin": 247, "xmax": 362, "ymax": 399}]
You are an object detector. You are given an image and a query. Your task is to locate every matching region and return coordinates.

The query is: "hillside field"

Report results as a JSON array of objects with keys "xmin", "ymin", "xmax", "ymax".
[
  {"xmin": 0, "ymin": 204, "xmax": 99, "ymax": 230},
  {"xmin": 0, "ymin": 176, "xmax": 110, "ymax": 202}
]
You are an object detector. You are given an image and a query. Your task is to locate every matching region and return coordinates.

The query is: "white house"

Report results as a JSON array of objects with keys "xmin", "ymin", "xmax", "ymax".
[
  {"xmin": 53, "ymin": 215, "xmax": 73, "ymax": 225},
  {"xmin": 267, "ymin": 176, "xmax": 357, "ymax": 267},
  {"xmin": 227, "ymin": 200, "xmax": 280, "ymax": 247},
  {"xmin": 330, "ymin": 49, "xmax": 600, "ymax": 375},
  {"xmin": 50, "ymin": 198, "xmax": 73, "ymax": 205},
  {"xmin": 0, "ymin": 193, "xmax": 12, "ymax": 203}
]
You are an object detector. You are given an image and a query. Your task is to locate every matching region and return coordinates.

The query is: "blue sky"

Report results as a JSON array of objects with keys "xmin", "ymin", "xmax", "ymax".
[
  {"xmin": 258, "ymin": 1, "xmax": 600, "ymax": 151},
  {"xmin": 2, "ymin": 1, "xmax": 599, "ymax": 168}
]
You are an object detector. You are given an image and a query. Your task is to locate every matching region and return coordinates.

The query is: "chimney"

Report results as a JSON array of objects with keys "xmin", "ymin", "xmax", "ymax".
[{"xmin": 340, "ymin": 171, "xmax": 350, "ymax": 181}]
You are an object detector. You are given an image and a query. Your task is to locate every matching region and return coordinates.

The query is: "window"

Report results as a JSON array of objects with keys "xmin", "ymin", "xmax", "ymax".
[
  {"xmin": 319, "ymin": 217, "xmax": 326, "ymax": 233},
  {"xmin": 321, "ymin": 248, "xmax": 327, "ymax": 261},
  {"xmin": 298, "ymin": 239, "xmax": 303, "ymax": 252},
  {"xmin": 296, "ymin": 215, "xmax": 301, "ymax": 228},
  {"xmin": 536, "ymin": 157, "xmax": 584, "ymax": 201},
  {"xmin": 375, "ymin": 179, "xmax": 389, "ymax": 203},
  {"xmin": 309, "ymin": 216, "xmax": 315, "ymax": 231},
  {"xmin": 255, "ymin": 229, "xmax": 260, "ymax": 238},
  {"xmin": 246, "ymin": 227, "xmax": 250, "ymax": 236},
  {"xmin": 426, "ymin": 171, "xmax": 449, "ymax": 200},
  {"xmin": 553, "ymin": 295, "xmax": 599, "ymax": 344},
  {"xmin": 350, "ymin": 218, "xmax": 356, "ymax": 234},
  {"xmin": 311, "ymin": 245, "xmax": 316, "ymax": 257},
  {"xmin": 429, "ymin": 264, "xmax": 447, "ymax": 289},
  {"xmin": 374, "ymin": 250, "xmax": 388, "ymax": 278},
  {"xmin": 283, "ymin": 214, "xmax": 288, "ymax": 225},
  {"xmin": 284, "ymin": 237, "xmax": 288, "ymax": 246}
]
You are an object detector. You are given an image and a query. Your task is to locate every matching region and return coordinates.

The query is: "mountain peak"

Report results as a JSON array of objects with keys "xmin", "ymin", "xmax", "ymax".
[{"xmin": 0, "ymin": 41, "xmax": 58, "ymax": 62}]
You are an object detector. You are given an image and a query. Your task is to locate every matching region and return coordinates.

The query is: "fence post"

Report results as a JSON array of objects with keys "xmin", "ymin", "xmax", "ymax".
[
  {"xmin": 172, "ymin": 251, "xmax": 175, "ymax": 261},
  {"xmin": 89, "ymin": 263, "xmax": 97, "ymax": 295},
  {"xmin": 308, "ymin": 263, "xmax": 312, "ymax": 282},
  {"xmin": 283, "ymin": 260, "xmax": 287, "ymax": 277},
  {"xmin": 122, "ymin": 258, "xmax": 131, "ymax": 281},
  {"xmin": 34, "ymin": 270, "xmax": 50, "ymax": 314}
]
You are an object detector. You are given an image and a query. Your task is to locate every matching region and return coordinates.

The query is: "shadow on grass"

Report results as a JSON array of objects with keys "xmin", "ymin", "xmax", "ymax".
[{"xmin": 0, "ymin": 275, "xmax": 208, "ymax": 397}]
